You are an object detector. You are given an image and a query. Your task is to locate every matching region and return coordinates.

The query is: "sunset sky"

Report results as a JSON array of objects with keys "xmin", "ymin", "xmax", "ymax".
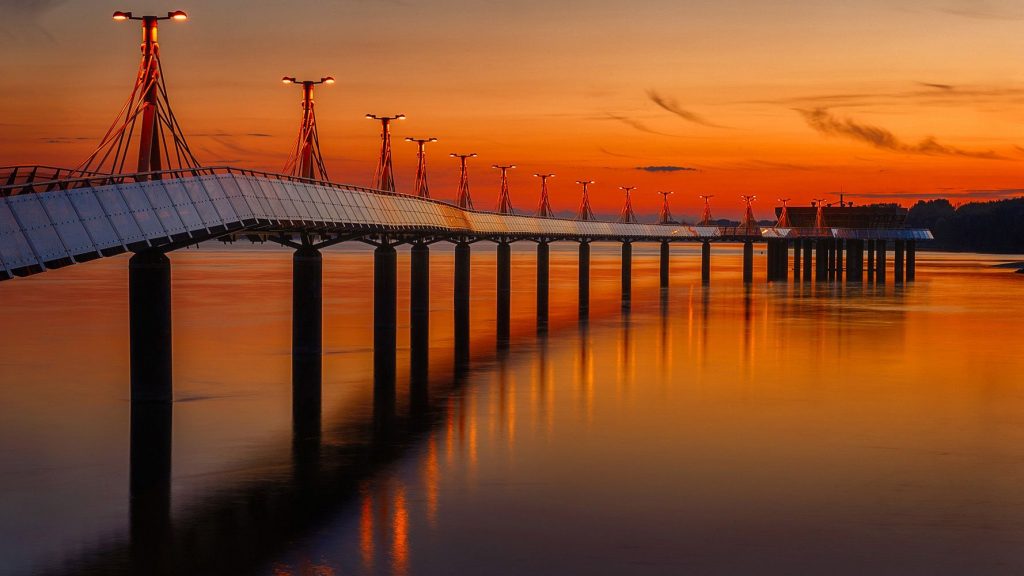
[{"xmin": 2, "ymin": 0, "xmax": 1023, "ymax": 218}]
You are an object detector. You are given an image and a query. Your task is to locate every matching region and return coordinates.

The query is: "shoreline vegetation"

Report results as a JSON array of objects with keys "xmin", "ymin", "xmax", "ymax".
[{"xmin": 906, "ymin": 197, "xmax": 1024, "ymax": 255}]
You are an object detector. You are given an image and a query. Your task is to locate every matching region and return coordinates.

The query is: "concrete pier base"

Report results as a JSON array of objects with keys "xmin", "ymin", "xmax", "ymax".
[
  {"xmin": 129, "ymin": 249, "xmax": 173, "ymax": 405},
  {"xmin": 742, "ymin": 241, "xmax": 753, "ymax": 284},
  {"xmin": 876, "ymin": 240, "xmax": 887, "ymax": 284},
  {"xmin": 579, "ymin": 242, "xmax": 590, "ymax": 319},
  {"xmin": 659, "ymin": 241, "xmax": 669, "ymax": 289},
  {"xmin": 894, "ymin": 240, "xmax": 905, "ymax": 284},
  {"xmin": 802, "ymin": 240, "xmax": 812, "ymax": 282},
  {"xmin": 454, "ymin": 241, "xmax": 471, "ymax": 367},
  {"xmin": 907, "ymin": 240, "xmax": 916, "ymax": 282},
  {"xmin": 292, "ymin": 244, "xmax": 322, "ymax": 431},
  {"xmin": 374, "ymin": 244, "xmax": 398, "ymax": 386},
  {"xmin": 410, "ymin": 242, "xmax": 430, "ymax": 385},
  {"xmin": 621, "ymin": 241, "xmax": 632, "ymax": 305},
  {"xmin": 537, "ymin": 241, "xmax": 549, "ymax": 332},
  {"xmin": 701, "ymin": 241, "xmax": 711, "ymax": 285},
  {"xmin": 497, "ymin": 241, "xmax": 511, "ymax": 345}
]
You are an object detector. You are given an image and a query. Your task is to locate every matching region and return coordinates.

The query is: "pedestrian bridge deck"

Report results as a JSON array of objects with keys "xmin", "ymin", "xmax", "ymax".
[{"xmin": 0, "ymin": 166, "xmax": 932, "ymax": 280}]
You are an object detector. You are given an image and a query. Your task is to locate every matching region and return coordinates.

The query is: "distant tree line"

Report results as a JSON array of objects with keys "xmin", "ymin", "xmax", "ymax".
[{"xmin": 906, "ymin": 197, "xmax": 1024, "ymax": 253}]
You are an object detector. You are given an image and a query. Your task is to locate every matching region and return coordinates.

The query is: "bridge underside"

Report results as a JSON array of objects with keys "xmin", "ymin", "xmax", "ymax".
[{"xmin": 0, "ymin": 168, "xmax": 932, "ymax": 280}]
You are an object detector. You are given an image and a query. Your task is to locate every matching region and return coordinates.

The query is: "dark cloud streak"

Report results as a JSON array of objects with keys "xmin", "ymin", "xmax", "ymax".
[
  {"xmin": 798, "ymin": 107, "xmax": 1006, "ymax": 160},
  {"xmin": 635, "ymin": 165, "xmax": 698, "ymax": 173},
  {"xmin": 647, "ymin": 90, "xmax": 726, "ymax": 128}
]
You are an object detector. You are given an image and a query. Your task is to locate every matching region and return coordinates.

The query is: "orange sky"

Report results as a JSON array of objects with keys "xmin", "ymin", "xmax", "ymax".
[{"xmin": 1, "ymin": 0, "xmax": 1022, "ymax": 218}]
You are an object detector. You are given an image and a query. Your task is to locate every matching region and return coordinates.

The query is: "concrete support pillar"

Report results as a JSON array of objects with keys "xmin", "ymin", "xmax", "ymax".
[
  {"xmin": 894, "ymin": 240, "xmax": 905, "ymax": 284},
  {"xmin": 578, "ymin": 241, "xmax": 590, "ymax": 319},
  {"xmin": 793, "ymin": 240, "xmax": 801, "ymax": 282},
  {"xmin": 659, "ymin": 241, "xmax": 670, "ymax": 289},
  {"xmin": 846, "ymin": 239, "xmax": 860, "ymax": 281},
  {"xmin": 454, "ymin": 241, "xmax": 471, "ymax": 366},
  {"xmin": 876, "ymin": 240, "xmax": 887, "ymax": 284},
  {"xmin": 374, "ymin": 244, "xmax": 398, "ymax": 385},
  {"xmin": 907, "ymin": 240, "xmax": 916, "ymax": 282},
  {"xmin": 292, "ymin": 244, "xmax": 322, "ymax": 428},
  {"xmin": 867, "ymin": 240, "xmax": 876, "ymax": 282},
  {"xmin": 815, "ymin": 240, "xmax": 827, "ymax": 282},
  {"xmin": 410, "ymin": 243, "xmax": 430, "ymax": 376},
  {"xmin": 537, "ymin": 241, "xmax": 550, "ymax": 331},
  {"xmin": 742, "ymin": 241, "xmax": 754, "ymax": 284},
  {"xmin": 835, "ymin": 240, "xmax": 844, "ymax": 282},
  {"xmin": 621, "ymin": 241, "xmax": 632, "ymax": 304},
  {"xmin": 701, "ymin": 241, "xmax": 711, "ymax": 285},
  {"xmin": 766, "ymin": 241, "xmax": 777, "ymax": 281},
  {"xmin": 827, "ymin": 239, "xmax": 836, "ymax": 281},
  {"xmin": 802, "ymin": 240, "xmax": 812, "ymax": 281},
  {"xmin": 129, "ymin": 249, "xmax": 173, "ymax": 404},
  {"xmin": 778, "ymin": 240, "xmax": 789, "ymax": 283},
  {"xmin": 497, "ymin": 241, "xmax": 511, "ymax": 344}
]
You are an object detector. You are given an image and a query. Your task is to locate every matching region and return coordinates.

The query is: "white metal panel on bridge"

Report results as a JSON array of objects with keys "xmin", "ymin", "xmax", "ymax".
[{"xmin": 0, "ymin": 172, "xmax": 931, "ymax": 279}]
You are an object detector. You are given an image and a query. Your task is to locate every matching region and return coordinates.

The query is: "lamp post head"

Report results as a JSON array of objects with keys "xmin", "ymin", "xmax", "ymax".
[
  {"xmin": 282, "ymin": 76, "xmax": 296, "ymax": 84},
  {"xmin": 322, "ymin": 76, "xmax": 335, "ymax": 84},
  {"xmin": 168, "ymin": 10, "xmax": 188, "ymax": 21},
  {"xmin": 112, "ymin": 11, "xmax": 132, "ymax": 20}
]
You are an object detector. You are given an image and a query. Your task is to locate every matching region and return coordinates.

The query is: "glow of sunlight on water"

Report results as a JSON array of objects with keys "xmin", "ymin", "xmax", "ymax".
[{"xmin": 0, "ymin": 244, "xmax": 1023, "ymax": 575}]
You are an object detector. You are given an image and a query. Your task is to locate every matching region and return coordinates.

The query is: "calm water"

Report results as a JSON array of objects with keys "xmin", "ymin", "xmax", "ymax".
[{"xmin": 1, "ymin": 244, "xmax": 1023, "ymax": 575}]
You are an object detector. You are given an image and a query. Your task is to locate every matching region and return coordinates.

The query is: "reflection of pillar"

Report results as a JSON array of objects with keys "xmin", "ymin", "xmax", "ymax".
[
  {"xmin": 410, "ymin": 243, "xmax": 429, "ymax": 405},
  {"xmin": 578, "ymin": 242, "xmax": 590, "ymax": 319},
  {"xmin": 374, "ymin": 244, "xmax": 398, "ymax": 387},
  {"xmin": 876, "ymin": 240, "xmax": 887, "ymax": 284},
  {"xmin": 454, "ymin": 241, "xmax": 471, "ymax": 367},
  {"xmin": 894, "ymin": 240, "xmax": 905, "ymax": 284},
  {"xmin": 292, "ymin": 244, "xmax": 322, "ymax": 434},
  {"xmin": 129, "ymin": 402, "xmax": 172, "ymax": 573},
  {"xmin": 621, "ymin": 242, "xmax": 632, "ymax": 304},
  {"xmin": 701, "ymin": 241, "xmax": 711, "ymax": 285},
  {"xmin": 867, "ymin": 240, "xmax": 876, "ymax": 282},
  {"xmin": 742, "ymin": 241, "xmax": 753, "ymax": 284},
  {"xmin": 659, "ymin": 241, "xmax": 670, "ymax": 289},
  {"xmin": 130, "ymin": 249, "xmax": 172, "ymax": 404},
  {"xmin": 497, "ymin": 242, "xmax": 511, "ymax": 345},
  {"xmin": 537, "ymin": 241, "xmax": 549, "ymax": 331},
  {"xmin": 906, "ymin": 240, "xmax": 916, "ymax": 281},
  {"xmin": 793, "ymin": 240, "xmax": 801, "ymax": 282}
]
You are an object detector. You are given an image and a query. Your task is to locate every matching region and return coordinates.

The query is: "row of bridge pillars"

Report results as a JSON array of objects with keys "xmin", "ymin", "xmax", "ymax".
[
  {"xmin": 128, "ymin": 236, "xmax": 919, "ymax": 409},
  {"xmin": 763, "ymin": 238, "xmax": 917, "ymax": 284}
]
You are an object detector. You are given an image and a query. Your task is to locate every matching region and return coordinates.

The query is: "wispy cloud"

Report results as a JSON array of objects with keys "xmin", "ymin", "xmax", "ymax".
[
  {"xmin": 636, "ymin": 165, "xmax": 698, "ymax": 173},
  {"xmin": 937, "ymin": 0, "xmax": 1023, "ymax": 20},
  {"xmin": 604, "ymin": 114, "xmax": 676, "ymax": 137},
  {"xmin": 845, "ymin": 189, "xmax": 1024, "ymax": 199},
  {"xmin": 1, "ymin": 0, "xmax": 66, "ymax": 41},
  {"xmin": 798, "ymin": 107, "xmax": 1006, "ymax": 160},
  {"xmin": 646, "ymin": 90, "xmax": 725, "ymax": 128}
]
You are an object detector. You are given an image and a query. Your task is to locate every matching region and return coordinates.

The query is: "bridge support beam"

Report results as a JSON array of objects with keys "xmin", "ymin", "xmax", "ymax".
[
  {"xmin": 742, "ymin": 241, "xmax": 753, "ymax": 284},
  {"xmin": 129, "ymin": 249, "xmax": 173, "ymax": 405},
  {"xmin": 292, "ymin": 244, "xmax": 322, "ymax": 432},
  {"xmin": 374, "ymin": 244, "xmax": 398, "ymax": 386},
  {"xmin": 497, "ymin": 241, "xmax": 511, "ymax": 345},
  {"xmin": 537, "ymin": 241, "xmax": 549, "ymax": 332},
  {"xmin": 659, "ymin": 241, "xmax": 670, "ymax": 289},
  {"xmin": 454, "ymin": 241, "xmax": 471, "ymax": 367},
  {"xmin": 907, "ymin": 240, "xmax": 916, "ymax": 281},
  {"xmin": 793, "ymin": 240, "xmax": 801, "ymax": 282},
  {"xmin": 876, "ymin": 240, "xmax": 887, "ymax": 284},
  {"xmin": 815, "ymin": 240, "xmax": 827, "ymax": 282},
  {"xmin": 578, "ymin": 241, "xmax": 590, "ymax": 320},
  {"xmin": 835, "ymin": 240, "xmax": 844, "ymax": 283},
  {"xmin": 778, "ymin": 240, "xmax": 789, "ymax": 282},
  {"xmin": 621, "ymin": 241, "xmax": 632, "ymax": 305},
  {"xmin": 410, "ymin": 242, "xmax": 430, "ymax": 384},
  {"xmin": 802, "ymin": 240, "xmax": 812, "ymax": 282},
  {"xmin": 701, "ymin": 241, "xmax": 711, "ymax": 285},
  {"xmin": 894, "ymin": 240, "xmax": 905, "ymax": 284},
  {"xmin": 867, "ymin": 240, "xmax": 876, "ymax": 282}
]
